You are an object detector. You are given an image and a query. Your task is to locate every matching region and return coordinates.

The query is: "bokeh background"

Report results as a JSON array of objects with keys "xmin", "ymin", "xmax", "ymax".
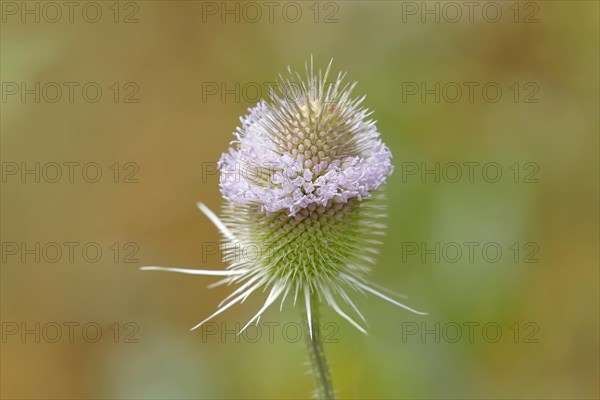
[{"xmin": 1, "ymin": 1, "xmax": 598, "ymax": 399}]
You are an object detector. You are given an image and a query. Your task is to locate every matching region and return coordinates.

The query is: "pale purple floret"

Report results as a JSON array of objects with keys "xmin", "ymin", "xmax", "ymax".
[{"xmin": 218, "ymin": 100, "xmax": 393, "ymax": 215}]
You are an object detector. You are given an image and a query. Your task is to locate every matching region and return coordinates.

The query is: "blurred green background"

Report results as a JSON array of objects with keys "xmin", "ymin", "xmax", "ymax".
[{"xmin": 1, "ymin": 1, "xmax": 598, "ymax": 399}]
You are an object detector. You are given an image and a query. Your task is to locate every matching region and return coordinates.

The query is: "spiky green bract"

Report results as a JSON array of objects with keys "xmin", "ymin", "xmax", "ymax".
[{"xmin": 217, "ymin": 192, "xmax": 387, "ymax": 332}]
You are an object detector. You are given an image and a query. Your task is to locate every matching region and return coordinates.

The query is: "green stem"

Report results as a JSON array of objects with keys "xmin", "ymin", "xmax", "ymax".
[{"xmin": 302, "ymin": 295, "xmax": 335, "ymax": 400}]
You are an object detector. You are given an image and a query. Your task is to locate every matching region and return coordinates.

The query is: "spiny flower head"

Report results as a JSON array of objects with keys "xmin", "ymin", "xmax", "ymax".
[{"xmin": 143, "ymin": 59, "xmax": 426, "ymax": 334}]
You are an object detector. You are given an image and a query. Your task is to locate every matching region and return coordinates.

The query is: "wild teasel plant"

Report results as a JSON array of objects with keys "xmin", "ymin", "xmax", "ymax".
[{"xmin": 142, "ymin": 59, "xmax": 427, "ymax": 399}]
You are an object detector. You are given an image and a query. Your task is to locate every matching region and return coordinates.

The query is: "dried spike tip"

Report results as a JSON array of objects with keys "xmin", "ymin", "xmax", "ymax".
[{"xmin": 142, "ymin": 60, "xmax": 426, "ymax": 333}]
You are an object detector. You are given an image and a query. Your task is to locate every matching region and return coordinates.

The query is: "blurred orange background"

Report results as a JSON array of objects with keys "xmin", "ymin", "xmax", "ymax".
[{"xmin": 1, "ymin": 1, "xmax": 598, "ymax": 399}]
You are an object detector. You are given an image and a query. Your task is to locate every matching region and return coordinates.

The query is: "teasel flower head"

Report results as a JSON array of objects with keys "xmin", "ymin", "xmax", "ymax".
[{"xmin": 143, "ymin": 59, "xmax": 426, "ymax": 335}]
